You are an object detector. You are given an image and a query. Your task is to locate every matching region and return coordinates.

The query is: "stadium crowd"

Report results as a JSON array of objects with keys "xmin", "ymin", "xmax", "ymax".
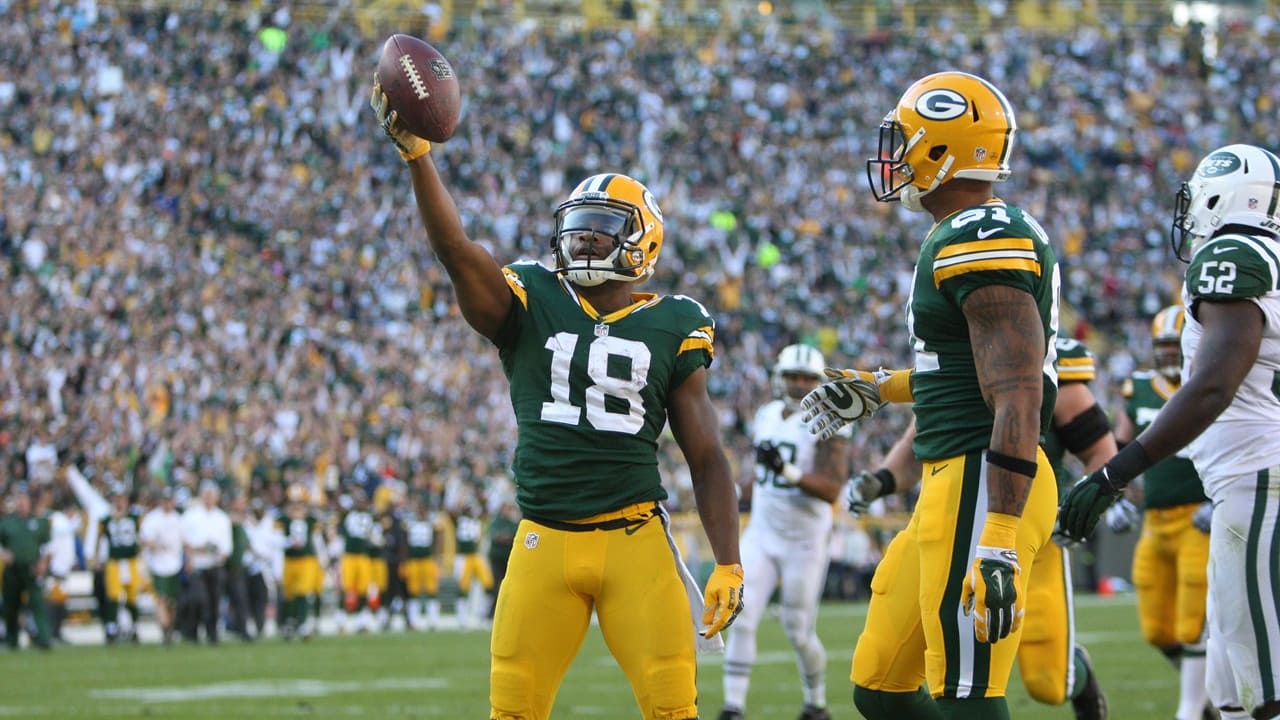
[{"xmin": 2, "ymin": 0, "xmax": 1279, "ymax": 641}]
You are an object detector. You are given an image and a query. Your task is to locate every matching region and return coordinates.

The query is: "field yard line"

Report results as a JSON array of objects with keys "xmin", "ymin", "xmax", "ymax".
[{"xmin": 88, "ymin": 677, "xmax": 448, "ymax": 703}]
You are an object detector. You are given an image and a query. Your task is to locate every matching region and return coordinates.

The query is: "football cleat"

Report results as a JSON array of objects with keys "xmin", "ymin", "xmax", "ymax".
[
  {"xmin": 797, "ymin": 704, "xmax": 833, "ymax": 720},
  {"xmin": 716, "ymin": 707, "xmax": 745, "ymax": 720},
  {"xmin": 1071, "ymin": 645, "xmax": 1108, "ymax": 720}
]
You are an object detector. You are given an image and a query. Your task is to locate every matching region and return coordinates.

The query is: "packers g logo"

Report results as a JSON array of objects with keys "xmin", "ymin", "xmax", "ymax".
[
  {"xmin": 642, "ymin": 189, "xmax": 663, "ymax": 222},
  {"xmin": 1198, "ymin": 151, "xmax": 1242, "ymax": 177},
  {"xmin": 915, "ymin": 89, "xmax": 969, "ymax": 120}
]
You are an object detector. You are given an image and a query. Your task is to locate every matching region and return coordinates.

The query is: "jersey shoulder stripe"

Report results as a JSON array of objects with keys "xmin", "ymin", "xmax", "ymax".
[
  {"xmin": 1186, "ymin": 233, "xmax": 1280, "ymax": 299},
  {"xmin": 932, "ymin": 238, "xmax": 1040, "ymax": 285},
  {"xmin": 1052, "ymin": 337, "xmax": 1095, "ymax": 382},
  {"xmin": 657, "ymin": 295, "xmax": 717, "ymax": 362}
]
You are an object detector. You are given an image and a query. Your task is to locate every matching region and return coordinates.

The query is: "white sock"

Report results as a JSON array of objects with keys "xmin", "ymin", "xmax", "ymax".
[
  {"xmin": 1177, "ymin": 654, "xmax": 1208, "ymax": 720},
  {"xmin": 723, "ymin": 671, "xmax": 749, "ymax": 710},
  {"xmin": 426, "ymin": 599, "xmax": 440, "ymax": 627}
]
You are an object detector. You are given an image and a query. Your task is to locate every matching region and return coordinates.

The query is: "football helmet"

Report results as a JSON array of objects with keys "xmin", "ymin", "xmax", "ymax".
[
  {"xmin": 1172, "ymin": 143, "xmax": 1280, "ymax": 261},
  {"xmin": 867, "ymin": 71, "xmax": 1016, "ymax": 212},
  {"xmin": 551, "ymin": 173, "xmax": 664, "ymax": 286},
  {"xmin": 772, "ymin": 344, "xmax": 825, "ymax": 411},
  {"xmin": 1151, "ymin": 304, "xmax": 1185, "ymax": 381}
]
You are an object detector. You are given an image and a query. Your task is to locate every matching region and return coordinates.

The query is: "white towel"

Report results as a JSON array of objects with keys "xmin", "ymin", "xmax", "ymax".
[{"xmin": 657, "ymin": 506, "xmax": 724, "ymax": 654}]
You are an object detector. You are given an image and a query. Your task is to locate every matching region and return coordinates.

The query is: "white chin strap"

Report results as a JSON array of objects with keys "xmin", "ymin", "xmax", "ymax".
[
  {"xmin": 900, "ymin": 186, "xmax": 927, "ymax": 212},
  {"xmin": 561, "ymin": 245, "xmax": 643, "ymax": 287}
]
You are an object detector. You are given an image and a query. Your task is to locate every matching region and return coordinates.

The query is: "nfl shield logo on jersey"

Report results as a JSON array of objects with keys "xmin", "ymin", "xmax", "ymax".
[{"xmin": 524, "ymin": 532, "xmax": 540, "ymax": 549}]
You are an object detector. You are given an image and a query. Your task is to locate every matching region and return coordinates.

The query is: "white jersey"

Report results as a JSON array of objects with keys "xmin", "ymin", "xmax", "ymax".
[
  {"xmin": 140, "ymin": 507, "xmax": 185, "ymax": 577},
  {"xmin": 1180, "ymin": 231, "xmax": 1280, "ymax": 494},
  {"xmin": 747, "ymin": 400, "xmax": 846, "ymax": 541}
]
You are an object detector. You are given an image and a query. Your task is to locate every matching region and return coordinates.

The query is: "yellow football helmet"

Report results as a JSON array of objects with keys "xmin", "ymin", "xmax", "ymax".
[
  {"xmin": 867, "ymin": 71, "xmax": 1016, "ymax": 212},
  {"xmin": 1151, "ymin": 304, "xmax": 1186, "ymax": 380},
  {"xmin": 551, "ymin": 173, "xmax": 664, "ymax": 286}
]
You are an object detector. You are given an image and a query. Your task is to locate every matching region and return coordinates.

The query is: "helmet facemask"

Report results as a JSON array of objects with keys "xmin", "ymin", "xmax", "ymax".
[
  {"xmin": 551, "ymin": 199, "xmax": 649, "ymax": 287},
  {"xmin": 1171, "ymin": 144, "xmax": 1280, "ymax": 262}
]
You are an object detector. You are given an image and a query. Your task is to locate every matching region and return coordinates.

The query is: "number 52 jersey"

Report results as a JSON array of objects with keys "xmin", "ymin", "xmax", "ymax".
[
  {"xmin": 1180, "ymin": 231, "xmax": 1280, "ymax": 493},
  {"xmin": 493, "ymin": 261, "xmax": 716, "ymax": 522}
]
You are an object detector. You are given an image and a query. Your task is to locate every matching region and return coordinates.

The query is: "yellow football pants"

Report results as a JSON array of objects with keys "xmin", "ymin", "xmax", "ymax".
[
  {"xmin": 402, "ymin": 558, "xmax": 440, "ymax": 597},
  {"xmin": 852, "ymin": 447, "xmax": 1057, "ymax": 699},
  {"xmin": 457, "ymin": 553, "xmax": 494, "ymax": 593},
  {"xmin": 1133, "ymin": 504, "xmax": 1209, "ymax": 647},
  {"xmin": 1017, "ymin": 540, "xmax": 1073, "ymax": 705},
  {"xmin": 341, "ymin": 554, "xmax": 372, "ymax": 599},
  {"xmin": 105, "ymin": 558, "xmax": 141, "ymax": 604},
  {"xmin": 282, "ymin": 556, "xmax": 323, "ymax": 601},
  {"xmin": 490, "ymin": 504, "xmax": 697, "ymax": 720}
]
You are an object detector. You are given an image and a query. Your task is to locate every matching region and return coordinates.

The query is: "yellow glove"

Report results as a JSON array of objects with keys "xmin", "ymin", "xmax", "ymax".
[
  {"xmin": 701, "ymin": 563, "xmax": 744, "ymax": 639},
  {"xmin": 961, "ymin": 513, "xmax": 1023, "ymax": 644},
  {"xmin": 369, "ymin": 77, "xmax": 431, "ymax": 162}
]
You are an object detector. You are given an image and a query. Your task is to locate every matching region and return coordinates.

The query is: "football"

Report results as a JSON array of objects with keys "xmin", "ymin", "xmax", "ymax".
[{"xmin": 375, "ymin": 34, "xmax": 460, "ymax": 143}]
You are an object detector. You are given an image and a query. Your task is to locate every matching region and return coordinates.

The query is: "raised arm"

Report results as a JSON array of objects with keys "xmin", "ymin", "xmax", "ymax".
[{"xmin": 371, "ymin": 83, "xmax": 511, "ymax": 341}]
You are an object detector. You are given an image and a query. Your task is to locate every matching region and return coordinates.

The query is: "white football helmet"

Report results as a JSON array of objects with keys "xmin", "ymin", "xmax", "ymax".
[
  {"xmin": 772, "ymin": 344, "xmax": 825, "ymax": 411},
  {"xmin": 1173, "ymin": 143, "xmax": 1280, "ymax": 261}
]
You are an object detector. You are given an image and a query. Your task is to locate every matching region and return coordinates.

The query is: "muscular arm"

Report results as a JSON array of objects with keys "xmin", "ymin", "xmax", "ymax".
[
  {"xmin": 1131, "ymin": 300, "xmax": 1263, "ymax": 465},
  {"xmin": 1112, "ymin": 405, "xmax": 1136, "ymax": 447},
  {"xmin": 1054, "ymin": 382, "xmax": 1117, "ymax": 473},
  {"xmin": 406, "ymin": 155, "xmax": 512, "ymax": 340},
  {"xmin": 668, "ymin": 367, "xmax": 740, "ymax": 566},
  {"xmin": 963, "ymin": 284, "xmax": 1046, "ymax": 517},
  {"xmin": 799, "ymin": 436, "xmax": 850, "ymax": 504}
]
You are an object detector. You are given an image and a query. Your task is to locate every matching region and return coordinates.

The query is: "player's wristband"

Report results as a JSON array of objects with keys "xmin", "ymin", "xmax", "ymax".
[
  {"xmin": 872, "ymin": 468, "xmax": 896, "ymax": 497},
  {"xmin": 985, "ymin": 449, "xmax": 1038, "ymax": 479},
  {"xmin": 781, "ymin": 463, "xmax": 803, "ymax": 484},
  {"xmin": 854, "ymin": 368, "xmax": 913, "ymax": 403},
  {"xmin": 1099, "ymin": 440, "xmax": 1152, "ymax": 490},
  {"xmin": 978, "ymin": 511, "xmax": 1020, "ymax": 549},
  {"xmin": 398, "ymin": 140, "xmax": 431, "ymax": 162}
]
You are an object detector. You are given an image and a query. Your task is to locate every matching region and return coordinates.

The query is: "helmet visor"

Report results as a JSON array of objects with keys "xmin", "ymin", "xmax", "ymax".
[
  {"xmin": 556, "ymin": 206, "xmax": 634, "ymax": 240},
  {"xmin": 866, "ymin": 117, "xmax": 914, "ymax": 202}
]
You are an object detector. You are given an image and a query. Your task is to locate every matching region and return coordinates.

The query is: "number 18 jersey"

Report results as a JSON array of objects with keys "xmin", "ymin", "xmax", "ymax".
[{"xmin": 494, "ymin": 262, "xmax": 716, "ymax": 522}]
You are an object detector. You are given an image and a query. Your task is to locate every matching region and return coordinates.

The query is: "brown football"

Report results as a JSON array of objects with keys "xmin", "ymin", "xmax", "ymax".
[{"xmin": 375, "ymin": 34, "xmax": 460, "ymax": 143}]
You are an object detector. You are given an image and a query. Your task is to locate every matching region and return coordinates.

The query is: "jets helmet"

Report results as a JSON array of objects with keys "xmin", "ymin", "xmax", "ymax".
[
  {"xmin": 1150, "ymin": 305, "xmax": 1186, "ymax": 380},
  {"xmin": 867, "ymin": 71, "xmax": 1016, "ymax": 212},
  {"xmin": 772, "ymin": 344, "xmax": 825, "ymax": 411},
  {"xmin": 1172, "ymin": 144, "xmax": 1280, "ymax": 261},
  {"xmin": 551, "ymin": 173, "xmax": 664, "ymax": 287}
]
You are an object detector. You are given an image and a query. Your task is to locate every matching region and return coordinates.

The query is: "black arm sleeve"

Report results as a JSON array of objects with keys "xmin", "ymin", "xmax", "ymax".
[{"xmin": 1055, "ymin": 403, "xmax": 1113, "ymax": 456}]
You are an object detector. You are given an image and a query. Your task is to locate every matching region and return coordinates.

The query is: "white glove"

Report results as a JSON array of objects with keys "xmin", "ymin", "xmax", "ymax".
[
  {"xmin": 1103, "ymin": 497, "xmax": 1140, "ymax": 534},
  {"xmin": 1050, "ymin": 520, "xmax": 1084, "ymax": 549},
  {"xmin": 370, "ymin": 78, "xmax": 432, "ymax": 162},
  {"xmin": 846, "ymin": 470, "xmax": 886, "ymax": 517},
  {"xmin": 1192, "ymin": 501, "xmax": 1212, "ymax": 533},
  {"xmin": 801, "ymin": 369, "xmax": 885, "ymax": 440}
]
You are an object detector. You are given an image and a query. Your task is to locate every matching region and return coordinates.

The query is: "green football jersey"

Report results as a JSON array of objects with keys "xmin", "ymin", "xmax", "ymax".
[
  {"xmin": 455, "ymin": 515, "xmax": 483, "ymax": 554},
  {"xmin": 100, "ymin": 513, "xmax": 141, "ymax": 560},
  {"xmin": 1123, "ymin": 371, "xmax": 1206, "ymax": 509},
  {"xmin": 280, "ymin": 515, "xmax": 318, "ymax": 558},
  {"xmin": 908, "ymin": 201, "xmax": 1061, "ymax": 461},
  {"xmin": 340, "ymin": 510, "xmax": 372, "ymax": 555},
  {"xmin": 1042, "ymin": 337, "xmax": 1096, "ymax": 500},
  {"xmin": 405, "ymin": 516, "xmax": 436, "ymax": 559},
  {"xmin": 494, "ymin": 262, "xmax": 716, "ymax": 521}
]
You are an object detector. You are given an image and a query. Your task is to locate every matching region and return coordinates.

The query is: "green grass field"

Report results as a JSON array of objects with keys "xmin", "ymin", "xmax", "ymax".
[{"xmin": 0, "ymin": 594, "xmax": 1174, "ymax": 718}]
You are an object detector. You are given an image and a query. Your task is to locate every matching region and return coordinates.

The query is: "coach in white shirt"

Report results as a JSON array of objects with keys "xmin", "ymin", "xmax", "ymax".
[
  {"xmin": 181, "ymin": 482, "xmax": 232, "ymax": 643},
  {"xmin": 140, "ymin": 488, "xmax": 184, "ymax": 644}
]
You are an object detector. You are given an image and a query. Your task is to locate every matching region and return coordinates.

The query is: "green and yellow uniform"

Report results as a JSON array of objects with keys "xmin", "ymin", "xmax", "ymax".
[
  {"xmin": 279, "ymin": 512, "xmax": 322, "ymax": 631},
  {"xmin": 854, "ymin": 200, "xmax": 1061, "ymax": 702},
  {"xmin": 453, "ymin": 513, "xmax": 492, "ymax": 593},
  {"xmin": 339, "ymin": 509, "xmax": 373, "ymax": 611},
  {"xmin": 366, "ymin": 516, "xmax": 388, "ymax": 603},
  {"xmin": 100, "ymin": 512, "xmax": 142, "ymax": 606},
  {"xmin": 402, "ymin": 515, "xmax": 440, "ymax": 598},
  {"xmin": 1019, "ymin": 338, "xmax": 1105, "ymax": 705},
  {"xmin": 1125, "ymin": 371, "xmax": 1209, "ymax": 649},
  {"xmin": 491, "ymin": 262, "xmax": 716, "ymax": 720}
]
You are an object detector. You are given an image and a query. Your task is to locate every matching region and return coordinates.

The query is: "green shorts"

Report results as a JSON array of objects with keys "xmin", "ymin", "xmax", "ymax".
[{"xmin": 151, "ymin": 573, "xmax": 180, "ymax": 601}]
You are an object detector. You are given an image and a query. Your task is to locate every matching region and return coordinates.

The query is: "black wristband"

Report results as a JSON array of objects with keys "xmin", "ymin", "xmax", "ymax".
[
  {"xmin": 985, "ymin": 449, "xmax": 1039, "ymax": 479},
  {"xmin": 1101, "ymin": 439, "xmax": 1152, "ymax": 489},
  {"xmin": 872, "ymin": 468, "xmax": 896, "ymax": 497}
]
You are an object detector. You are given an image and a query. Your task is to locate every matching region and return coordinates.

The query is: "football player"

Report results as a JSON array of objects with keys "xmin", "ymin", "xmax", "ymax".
[
  {"xmin": 371, "ymin": 82, "xmax": 743, "ymax": 720},
  {"xmin": 337, "ymin": 489, "xmax": 374, "ymax": 633},
  {"xmin": 401, "ymin": 497, "xmax": 442, "ymax": 630},
  {"xmin": 719, "ymin": 344, "xmax": 851, "ymax": 720},
  {"xmin": 99, "ymin": 484, "xmax": 143, "ymax": 643},
  {"xmin": 802, "ymin": 71, "xmax": 1060, "ymax": 719},
  {"xmin": 1110, "ymin": 305, "xmax": 1212, "ymax": 720},
  {"xmin": 847, "ymin": 335, "xmax": 1114, "ymax": 720},
  {"xmin": 1058, "ymin": 144, "xmax": 1280, "ymax": 720},
  {"xmin": 452, "ymin": 502, "xmax": 494, "ymax": 630},
  {"xmin": 277, "ymin": 488, "xmax": 323, "ymax": 640}
]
